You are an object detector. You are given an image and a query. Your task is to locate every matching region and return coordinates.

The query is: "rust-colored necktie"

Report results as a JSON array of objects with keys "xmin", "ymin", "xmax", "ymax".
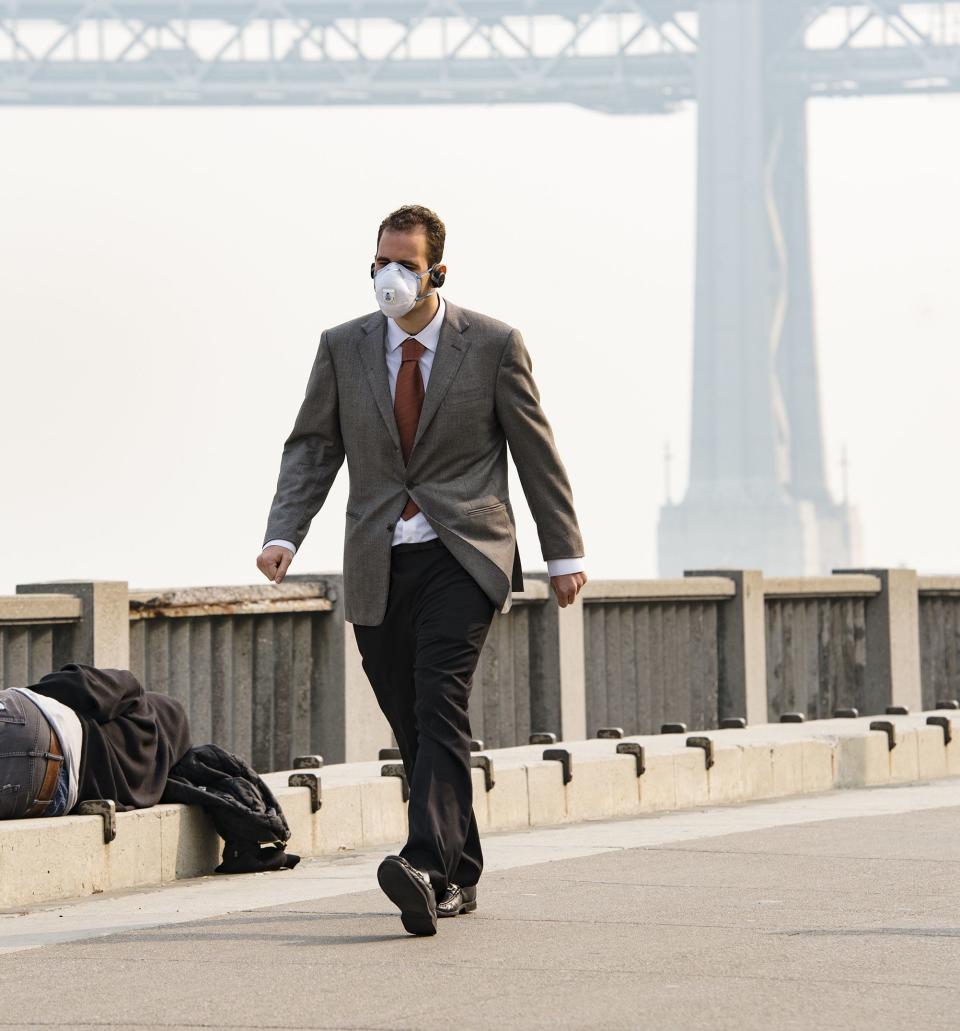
[{"xmin": 395, "ymin": 337, "xmax": 427, "ymax": 518}]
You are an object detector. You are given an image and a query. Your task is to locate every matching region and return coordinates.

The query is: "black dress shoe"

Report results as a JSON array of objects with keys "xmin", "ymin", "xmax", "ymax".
[
  {"xmin": 377, "ymin": 855, "xmax": 437, "ymax": 937},
  {"xmin": 437, "ymin": 883, "xmax": 478, "ymax": 918}
]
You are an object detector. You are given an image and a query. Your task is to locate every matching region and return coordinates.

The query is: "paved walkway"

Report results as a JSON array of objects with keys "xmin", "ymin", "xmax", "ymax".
[{"xmin": 1, "ymin": 780, "xmax": 959, "ymax": 1030}]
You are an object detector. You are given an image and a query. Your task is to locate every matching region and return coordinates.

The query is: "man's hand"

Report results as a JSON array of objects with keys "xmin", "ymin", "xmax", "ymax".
[
  {"xmin": 257, "ymin": 545, "xmax": 294, "ymax": 584},
  {"xmin": 550, "ymin": 571, "xmax": 588, "ymax": 608}
]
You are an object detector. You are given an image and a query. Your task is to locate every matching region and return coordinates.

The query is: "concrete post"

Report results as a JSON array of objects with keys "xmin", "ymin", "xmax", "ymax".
[
  {"xmin": 686, "ymin": 569, "xmax": 767, "ymax": 726},
  {"xmin": 835, "ymin": 568, "xmax": 922, "ymax": 714},
  {"xmin": 528, "ymin": 579, "xmax": 586, "ymax": 743},
  {"xmin": 556, "ymin": 591, "xmax": 586, "ymax": 742},
  {"xmin": 16, "ymin": 580, "xmax": 129, "ymax": 669},
  {"xmin": 292, "ymin": 573, "xmax": 392, "ymax": 764},
  {"xmin": 341, "ymin": 616, "xmax": 393, "ymax": 762}
]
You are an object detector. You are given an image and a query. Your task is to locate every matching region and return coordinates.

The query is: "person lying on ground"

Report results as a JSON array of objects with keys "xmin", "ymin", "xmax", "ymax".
[
  {"xmin": 0, "ymin": 663, "xmax": 190, "ymax": 819},
  {"xmin": 0, "ymin": 662, "xmax": 299, "ymax": 873}
]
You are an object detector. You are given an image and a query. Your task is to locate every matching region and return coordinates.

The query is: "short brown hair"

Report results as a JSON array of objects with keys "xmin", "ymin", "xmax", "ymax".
[{"xmin": 377, "ymin": 204, "xmax": 446, "ymax": 267}]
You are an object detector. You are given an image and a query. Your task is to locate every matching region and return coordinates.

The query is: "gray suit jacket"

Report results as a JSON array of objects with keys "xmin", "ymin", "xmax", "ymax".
[{"xmin": 263, "ymin": 300, "xmax": 584, "ymax": 626}]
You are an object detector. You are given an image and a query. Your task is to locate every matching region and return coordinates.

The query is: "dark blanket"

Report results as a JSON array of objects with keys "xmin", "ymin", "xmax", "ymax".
[{"xmin": 33, "ymin": 663, "xmax": 191, "ymax": 812}]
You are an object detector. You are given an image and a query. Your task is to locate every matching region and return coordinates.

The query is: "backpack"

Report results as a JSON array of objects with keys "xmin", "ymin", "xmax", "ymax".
[{"xmin": 162, "ymin": 743, "xmax": 300, "ymax": 874}]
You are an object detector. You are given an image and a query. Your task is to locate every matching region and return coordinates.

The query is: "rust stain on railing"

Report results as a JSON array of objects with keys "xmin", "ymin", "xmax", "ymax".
[{"xmin": 128, "ymin": 584, "xmax": 334, "ymax": 621}]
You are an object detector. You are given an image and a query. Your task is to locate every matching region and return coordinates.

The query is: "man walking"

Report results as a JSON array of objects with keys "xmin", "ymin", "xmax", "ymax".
[{"xmin": 258, "ymin": 205, "xmax": 586, "ymax": 936}]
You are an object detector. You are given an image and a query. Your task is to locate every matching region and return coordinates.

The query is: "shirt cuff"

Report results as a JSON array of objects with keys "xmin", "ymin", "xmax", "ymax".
[
  {"xmin": 263, "ymin": 539, "xmax": 297, "ymax": 555},
  {"xmin": 546, "ymin": 557, "xmax": 585, "ymax": 577}
]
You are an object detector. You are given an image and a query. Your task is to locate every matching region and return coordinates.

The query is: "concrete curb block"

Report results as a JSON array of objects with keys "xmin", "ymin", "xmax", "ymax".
[{"xmin": 2, "ymin": 710, "xmax": 959, "ymax": 911}]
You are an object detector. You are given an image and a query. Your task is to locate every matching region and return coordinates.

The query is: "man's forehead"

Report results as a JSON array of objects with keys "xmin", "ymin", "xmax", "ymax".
[{"xmin": 377, "ymin": 227, "xmax": 428, "ymax": 261}]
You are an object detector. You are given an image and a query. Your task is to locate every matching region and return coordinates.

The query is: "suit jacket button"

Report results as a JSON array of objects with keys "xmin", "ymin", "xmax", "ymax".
[{"xmin": 386, "ymin": 524, "xmax": 394, "ymax": 532}]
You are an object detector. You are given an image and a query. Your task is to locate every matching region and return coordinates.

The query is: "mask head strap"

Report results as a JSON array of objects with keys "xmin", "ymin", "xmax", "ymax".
[{"xmin": 371, "ymin": 261, "xmax": 445, "ymax": 289}]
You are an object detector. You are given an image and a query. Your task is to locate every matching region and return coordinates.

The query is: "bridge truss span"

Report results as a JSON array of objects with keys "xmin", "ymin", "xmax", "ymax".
[{"xmin": 1, "ymin": 1, "xmax": 959, "ymax": 106}]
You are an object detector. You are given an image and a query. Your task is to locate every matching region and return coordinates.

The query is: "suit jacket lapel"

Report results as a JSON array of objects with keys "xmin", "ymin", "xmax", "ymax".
[
  {"xmin": 358, "ymin": 312, "xmax": 402, "ymax": 452},
  {"xmin": 412, "ymin": 302, "xmax": 471, "ymax": 452}
]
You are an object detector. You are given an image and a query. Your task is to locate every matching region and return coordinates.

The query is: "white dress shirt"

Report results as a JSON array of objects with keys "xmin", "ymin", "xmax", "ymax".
[
  {"xmin": 13, "ymin": 687, "xmax": 83, "ymax": 814},
  {"xmin": 265, "ymin": 296, "xmax": 584, "ymax": 577}
]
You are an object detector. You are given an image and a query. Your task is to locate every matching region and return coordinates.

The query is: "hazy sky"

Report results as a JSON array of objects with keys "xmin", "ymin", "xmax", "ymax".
[{"xmin": 1, "ymin": 92, "xmax": 958, "ymax": 595}]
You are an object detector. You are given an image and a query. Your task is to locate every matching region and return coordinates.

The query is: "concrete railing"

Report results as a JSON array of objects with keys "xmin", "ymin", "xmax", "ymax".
[
  {"xmin": 580, "ymin": 577, "xmax": 736, "ymax": 736},
  {"xmin": 127, "ymin": 575, "xmax": 582, "ymax": 763},
  {"xmin": 2, "ymin": 575, "xmax": 580, "ymax": 767},
  {"xmin": 918, "ymin": 576, "xmax": 960, "ymax": 711},
  {"xmin": 0, "ymin": 592, "xmax": 83, "ymax": 687},
  {"xmin": 2, "ymin": 567, "xmax": 957, "ymax": 770},
  {"xmin": 129, "ymin": 580, "xmax": 338, "ymax": 773},
  {"xmin": 763, "ymin": 575, "xmax": 880, "ymax": 721},
  {"xmin": 470, "ymin": 580, "xmax": 545, "ymax": 750}
]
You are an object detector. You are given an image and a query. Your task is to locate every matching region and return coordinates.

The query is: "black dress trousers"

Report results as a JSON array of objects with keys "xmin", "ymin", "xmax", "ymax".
[{"xmin": 353, "ymin": 537, "xmax": 496, "ymax": 895}]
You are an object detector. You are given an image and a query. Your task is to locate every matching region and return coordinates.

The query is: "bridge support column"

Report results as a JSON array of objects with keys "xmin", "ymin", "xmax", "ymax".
[
  {"xmin": 659, "ymin": 0, "xmax": 858, "ymax": 577},
  {"xmin": 773, "ymin": 88, "xmax": 862, "ymax": 572}
]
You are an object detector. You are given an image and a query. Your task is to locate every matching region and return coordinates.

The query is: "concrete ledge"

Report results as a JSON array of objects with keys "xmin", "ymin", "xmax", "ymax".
[
  {"xmin": 3, "ymin": 710, "xmax": 960, "ymax": 912},
  {"xmin": 0, "ymin": 593, "xmax": 82, "ymax": 624},
  {"xmin": 582, "ymin": 577, "xmax": 736, "ymax": 602},
  {"xmin": 918, "ymin": 576, "xmax": 960, "ymax": 595},
  {"xmin": 763, "ymin": 574, "xmax": 881, "ymax": 598}
]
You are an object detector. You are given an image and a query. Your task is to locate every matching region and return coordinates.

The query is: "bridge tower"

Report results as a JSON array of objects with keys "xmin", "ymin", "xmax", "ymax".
[{"xmin": 658, "ymin": 0, "xmax": 861, "ymax": 576}]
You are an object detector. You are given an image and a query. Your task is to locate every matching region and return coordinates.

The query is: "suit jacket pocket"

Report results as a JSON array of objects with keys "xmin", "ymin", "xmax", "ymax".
[{"xmin": 465, "ymin": 499, "xmax": 506, "ymax": 516}]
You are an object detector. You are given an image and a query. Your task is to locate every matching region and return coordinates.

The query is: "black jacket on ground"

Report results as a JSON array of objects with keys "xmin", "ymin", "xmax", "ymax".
[
  {"xmin": 33, "ymin": 663, "xmax": 191, "ymax": 812},
  {"xmin": 162, "ymin": 743, "xmax": 300, "ymax": 873},
  {"xmin": 31, "ymin": 664, "xmax": 297, "ymax": 873}
]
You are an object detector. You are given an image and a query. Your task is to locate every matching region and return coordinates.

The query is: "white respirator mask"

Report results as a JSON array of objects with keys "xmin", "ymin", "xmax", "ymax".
[{"xmin": 371, "ymin": 261, "xmax": 442, "ymax": 318}]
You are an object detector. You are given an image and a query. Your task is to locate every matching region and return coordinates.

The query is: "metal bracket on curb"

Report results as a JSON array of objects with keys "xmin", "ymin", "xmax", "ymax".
[
  {"xmin": 935, "ymin": 699, "xmax": 959, "ymax": 710},
  {"xmin": 686, "ymin": 736, "xmax": 715, "ymax": 770},
  {"xmin": 292, "ymin": 754, "xmax": 324, "ymax": 769},
  {"xmin": 529, "ymin": 732, "xmax": 557, "ymax": 745},
  {"xmin": 719, "ymin": 717, "xmax": 746, "ymax": 729},
  {"xmin": 927, "ymin": 716, "xmax": 953, "ymax": 746},
  {"xmin": 661, "ymin": 722, "xmax": 686, "ymax": 734},
  {"xmin": 381, "ymin": 763, "xmax": 410, "ymax": 802},
  {"xmin": 780, "ymin": 712, "xmax": 805, "ymax": 723},
  {"xmin": 834, "ymin": 707, "xmax": 859, "ymax": 718},
  {"xmin": 869, "ymin": 720, "xmax": 897, "ymax": 751},
  {"xmin": 288, "ymin": 773, "xmax": 322, "ymax": 813},
  {"xmin": 886, "ymin": 706, "xmax": 909, "ymax": 716},
  {"xmin": 378, "ymin": 747, "xmax": 401, "ymax": 761},
  {"xmin": 543, "ymin": 748, "xmax": 573, "ymax": 785},
  {"xmin": 616, "ymin": 742, "xmax": 645, "ymax": 777},
  {"xmin": 470, "ymin": 739, "xmax": 484, "ymax": 752},
  {"xmin": 76, "ymin": 799, "xmax": 117, "ymax": 843},
  {"xmin": 596, "ymin": 727, "xmax": 623, "ymax": 739},
  {"xmin": 470, "ymin": 754, "xmax": 495, "ymax": 791}
]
